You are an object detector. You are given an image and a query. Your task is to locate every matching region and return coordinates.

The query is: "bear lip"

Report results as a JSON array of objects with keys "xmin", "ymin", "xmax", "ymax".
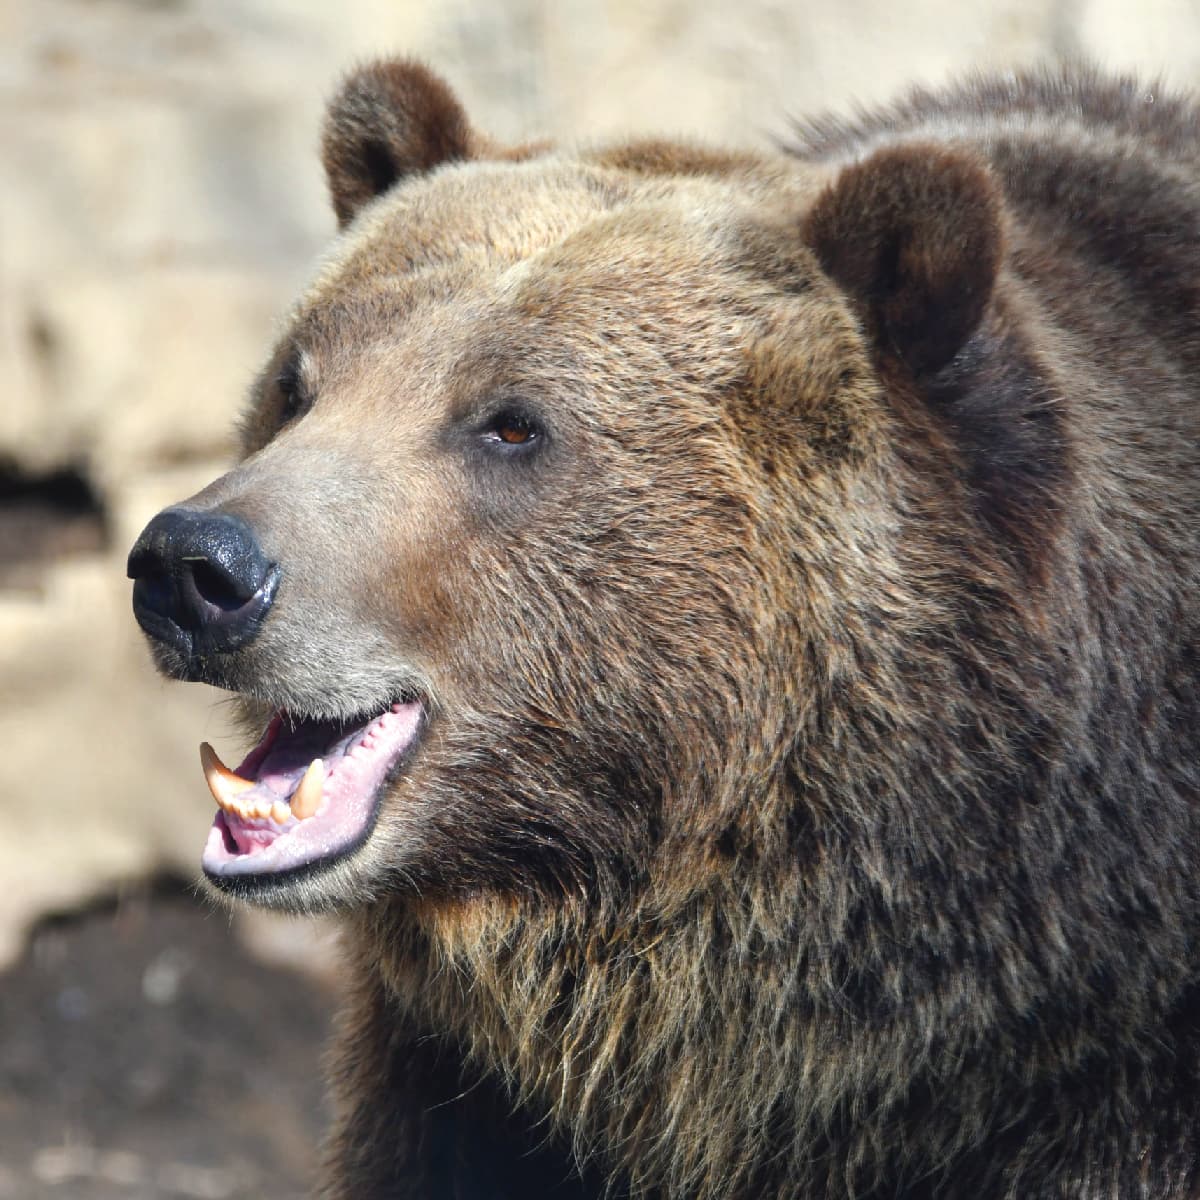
[{"xmin": 200, "ymin": 699, "xmax": 423, "ymax": 879}]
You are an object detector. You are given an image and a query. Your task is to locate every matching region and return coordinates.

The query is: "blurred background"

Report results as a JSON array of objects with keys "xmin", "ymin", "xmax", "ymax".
[{"xmin": 1, "ymin": 0, "xmax": 1197, "ymax": 1196}]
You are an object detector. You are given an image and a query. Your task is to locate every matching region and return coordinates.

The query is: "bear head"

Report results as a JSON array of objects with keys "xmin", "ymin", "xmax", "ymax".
[{"xmin": 129, "ymin": 60, "xmax": 1012, "ymax": 917}]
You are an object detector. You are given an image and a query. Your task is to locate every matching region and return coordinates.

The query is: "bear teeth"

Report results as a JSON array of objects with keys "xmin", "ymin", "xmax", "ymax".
[
  {"xmin": 200, "ymin": 741, "xmax": 323, "ymax": 824},
  {"xmin": 290, "ymin": 758, "xmax": 326, "ymax": 819},
  {"xmin": 201, "ymin": 741, "xmax": 256, "ymax": 813}
]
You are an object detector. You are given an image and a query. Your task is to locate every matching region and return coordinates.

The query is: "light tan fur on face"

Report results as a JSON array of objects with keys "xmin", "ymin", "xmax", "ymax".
[{"xmin": 217, "ymin": 152, "xmax": 867, "ymax": 915}]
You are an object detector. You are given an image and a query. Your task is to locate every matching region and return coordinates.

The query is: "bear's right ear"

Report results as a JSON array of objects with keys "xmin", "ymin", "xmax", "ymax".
[
  {"xmin": 803, "ymin": 144, "xmax": 1004, "ymax": 375},
  {"xmin": 321, "ymin": 59, "xmax": 479, "ymax": 228}
]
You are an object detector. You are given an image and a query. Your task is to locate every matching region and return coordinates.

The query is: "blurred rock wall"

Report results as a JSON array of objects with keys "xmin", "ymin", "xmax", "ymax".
[{"xmin": 2, "ymin": 0, "xmax": 1197, "ymax": 965}]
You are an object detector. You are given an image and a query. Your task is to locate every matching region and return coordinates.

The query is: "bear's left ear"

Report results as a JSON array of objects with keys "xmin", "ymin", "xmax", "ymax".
[
  {"xmin": 803, "ymin": 144, "xmax": 1004, "ymax": 375},
  {"xmin": 321, "ymin": 59, "xmax": 480, "ymax": 228}
]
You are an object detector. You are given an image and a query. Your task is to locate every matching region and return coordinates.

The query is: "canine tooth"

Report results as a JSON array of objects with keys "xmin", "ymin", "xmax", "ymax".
[
  {"xmin": 291, "ymin": 758, "xmax": 325, "ymax": 819},
  {"xmin": 200, "ymin": 742, "xmax": 256, "ymax": 812},
  {"xmin": 271, "ymin": 801, "xmax": 290, "ymax": 825}
]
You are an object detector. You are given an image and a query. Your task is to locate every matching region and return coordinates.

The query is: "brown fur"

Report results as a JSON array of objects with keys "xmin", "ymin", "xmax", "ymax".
[{"xmin": 139, "ymin": 61, "xmax": 1199, "ymax": 1198}]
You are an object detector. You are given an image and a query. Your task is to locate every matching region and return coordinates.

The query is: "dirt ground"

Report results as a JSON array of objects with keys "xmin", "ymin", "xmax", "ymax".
[{"xmin": 0, "ymin": 881, "xmax": 335, "ymax": 1200}]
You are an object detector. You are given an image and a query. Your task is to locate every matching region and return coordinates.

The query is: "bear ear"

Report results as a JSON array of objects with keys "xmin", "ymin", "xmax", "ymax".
[
  {"xmin": 321, "ymin": 59, "xmax": 479, "ymax": 228},
  {"xmin": 803, "ymin": 144, "xmax": 1004, "ymax": 375}
]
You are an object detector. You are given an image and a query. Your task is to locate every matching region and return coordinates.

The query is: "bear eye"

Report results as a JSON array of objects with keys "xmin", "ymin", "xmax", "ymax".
[
  {"xmin": 275, "ymin": 359, "xmax": 311, "ymax": 424},
  {"xmin": 481, "ymin": 408, "xmax": 542, "ymax": 450}
]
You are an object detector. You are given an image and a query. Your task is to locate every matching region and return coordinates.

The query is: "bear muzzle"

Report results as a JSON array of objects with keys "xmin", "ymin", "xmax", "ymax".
[{"xmin": 128, "ymin": 500, "xmax": 430, "ymax": 890}]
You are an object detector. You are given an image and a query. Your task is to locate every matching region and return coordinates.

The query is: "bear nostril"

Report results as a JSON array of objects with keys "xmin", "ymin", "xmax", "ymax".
[{"xmin": 188, "ymin": 557, "xmax": 257, "ymax": 612}]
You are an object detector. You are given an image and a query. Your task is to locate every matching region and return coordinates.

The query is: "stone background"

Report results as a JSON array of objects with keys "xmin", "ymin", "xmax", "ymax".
[{"xmin": 2, "ymin": 0, "xmax": 1198, "ymax": 966}]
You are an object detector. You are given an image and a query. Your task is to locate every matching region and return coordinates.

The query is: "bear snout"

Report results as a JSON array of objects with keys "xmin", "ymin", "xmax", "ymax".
[{"xmin": 127, "ymin": 507, "xmax": 280, "ymax": 663}]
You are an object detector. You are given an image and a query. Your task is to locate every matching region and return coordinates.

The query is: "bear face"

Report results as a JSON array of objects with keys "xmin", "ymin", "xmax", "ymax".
[
  {"xmin": 130, "ymin": 72, "xmax": 917, "ymax": 911},
  {"xmin": 128, "ymin": 60, "xmax": 1200, "ymax": 1199}
]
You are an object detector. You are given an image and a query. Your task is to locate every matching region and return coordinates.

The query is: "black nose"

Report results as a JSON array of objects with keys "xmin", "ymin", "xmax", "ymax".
[{"xmin": 127, "ymin": 508, "xmax": 280, "ymax": 659}]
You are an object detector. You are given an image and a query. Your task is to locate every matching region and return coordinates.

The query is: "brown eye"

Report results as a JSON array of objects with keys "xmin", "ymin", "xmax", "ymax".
[
  {"xmin": 496, "ymin": 416, "xmax": 533, "ymax": 444},
  {"xmin": 482, "ymin": 408, "xmax": 543, "ymax": 452},
  {"xmin": 275, "ymin": 359, "xmax": 310, "ymax": 424}
]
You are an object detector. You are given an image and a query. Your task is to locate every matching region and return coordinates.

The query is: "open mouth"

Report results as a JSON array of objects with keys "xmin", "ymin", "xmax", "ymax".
[{"xmin": 199, "ymin": 699, "xmax": 423, "ymax": 880}]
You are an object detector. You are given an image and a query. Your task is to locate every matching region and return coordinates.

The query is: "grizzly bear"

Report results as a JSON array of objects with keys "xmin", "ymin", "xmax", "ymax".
[{"xmin": 128, "ymin": 60, "xmax": 1199, "ymax": 1199}]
